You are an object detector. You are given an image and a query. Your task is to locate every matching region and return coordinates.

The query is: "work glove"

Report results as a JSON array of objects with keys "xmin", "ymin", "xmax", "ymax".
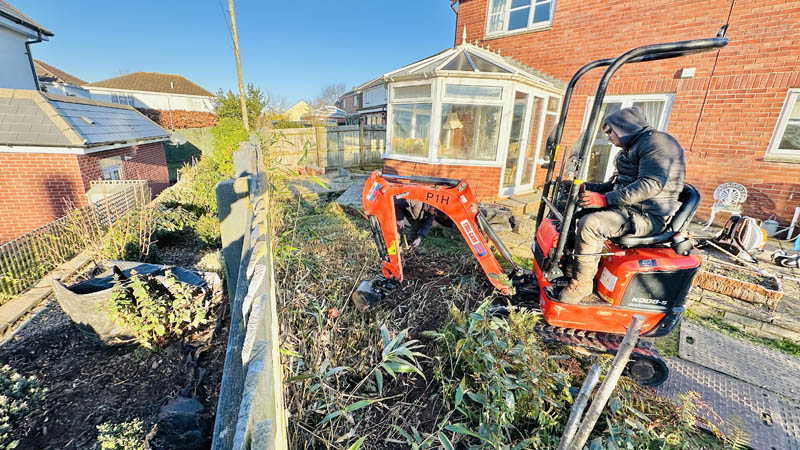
[
  {"xmin": 579, "ymin": 190, "xmax": 607, "ymax": 209},
  {"xmin": 412, "ymin": 236, "xmax": 422, "ymax": 248}
]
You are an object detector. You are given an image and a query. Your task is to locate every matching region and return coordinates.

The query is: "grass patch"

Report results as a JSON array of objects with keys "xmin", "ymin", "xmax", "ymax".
[{"xmin": 685, "ymin": 309, "xmax": 800, "ymax": 358}]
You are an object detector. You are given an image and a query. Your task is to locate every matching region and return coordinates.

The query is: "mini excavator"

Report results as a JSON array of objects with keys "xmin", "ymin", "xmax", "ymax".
[{"xmin": 353, "ymin": 34, "xmax": 729, "ymax": 387}]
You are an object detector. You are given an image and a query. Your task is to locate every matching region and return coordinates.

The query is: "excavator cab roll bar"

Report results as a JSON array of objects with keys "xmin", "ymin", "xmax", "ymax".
[{"xmin": 535, "ymin": 34, "xmax": 729, "ymax": 280}]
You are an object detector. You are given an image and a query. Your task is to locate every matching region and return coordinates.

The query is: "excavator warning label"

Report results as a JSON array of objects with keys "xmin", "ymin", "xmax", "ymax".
[
  {"xmin": 387, "ymin": 240, "xmax": 397, "ymax": 255},
  {"xmin": 366, "ymin": 182, "xmax": 381, "ymax": 202},
  {"xmin": 599, "ymin": 268, "xmax": 617, "ymax": 292},
  {"xmin": 459, "ymin": 219, "xmax": 487, "ymax": 256}
]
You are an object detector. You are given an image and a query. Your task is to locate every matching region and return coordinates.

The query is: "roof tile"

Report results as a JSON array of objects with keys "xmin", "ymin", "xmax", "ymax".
[{"xmin": 88, "ymin": 72, "xmax": 214, "ymax": 97}]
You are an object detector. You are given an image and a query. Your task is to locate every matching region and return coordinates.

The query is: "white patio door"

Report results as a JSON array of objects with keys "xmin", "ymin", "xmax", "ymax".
[
  {"xmin": 502, "ymin": 88, "xmax": 559, "ymax": 196},
  {"xmin": 581, "ymin": 94, "xmax": 674, "ymax": 182},
  {"xmin": 502, "ymin": 91, "xmax": 533, "ymax": 195}
]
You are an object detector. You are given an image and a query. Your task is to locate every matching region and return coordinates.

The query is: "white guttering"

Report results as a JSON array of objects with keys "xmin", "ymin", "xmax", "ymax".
[{"xmin": 0, "ymin": 136, "xmax": 169, "ymax": 155}]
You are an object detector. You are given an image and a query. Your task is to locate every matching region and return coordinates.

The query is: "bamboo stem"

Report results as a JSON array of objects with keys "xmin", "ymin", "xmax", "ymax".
[
  {"xmin": 557, "ymin": 364, "xmax": 602, "ymax": 450},
  {"xmin": 570, "ymin": 315, "xmax": 645, "ymax": 450}
]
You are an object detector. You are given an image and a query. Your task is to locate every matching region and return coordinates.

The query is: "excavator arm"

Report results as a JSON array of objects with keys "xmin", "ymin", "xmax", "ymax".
[{"xmin": 354, "ymin": 171, "xmax": 513, "ymax": 309}]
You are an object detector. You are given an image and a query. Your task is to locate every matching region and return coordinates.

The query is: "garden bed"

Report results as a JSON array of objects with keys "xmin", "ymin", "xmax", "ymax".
[
  {"xmin": 694, "ymin": 262, "xmax": 783, "ymax": 308},
  {"xmin": 0, "ymin": 241, "xmax": 228, "ymax": 449}
]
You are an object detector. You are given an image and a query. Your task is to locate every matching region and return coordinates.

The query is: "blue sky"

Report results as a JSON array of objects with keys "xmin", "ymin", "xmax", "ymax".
[{"xmin": 21, "ymin": 1, "xmax": 457, "ymax": 105}]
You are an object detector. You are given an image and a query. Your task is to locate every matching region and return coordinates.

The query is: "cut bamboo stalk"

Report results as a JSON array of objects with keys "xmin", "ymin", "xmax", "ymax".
[
  {"xmin": 570, "ymin": 315, "xmax": 645, "ymax": 450},
  {"xmin": 557, "ymin": 364, "xmax": 602, "ymax": 450}
]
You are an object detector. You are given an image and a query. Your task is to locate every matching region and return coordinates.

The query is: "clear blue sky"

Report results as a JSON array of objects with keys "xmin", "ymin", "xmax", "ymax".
[{"xmin": 20, "ymin": 1, "xmax": 457, "ymax": 105}]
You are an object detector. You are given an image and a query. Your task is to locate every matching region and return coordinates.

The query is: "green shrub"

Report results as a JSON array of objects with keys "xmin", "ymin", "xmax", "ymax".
[
  {"xmin": 96, "ymin": 419, "xmax": 145, "ymax": 450},
  {"xmin": 195, "ymin": 250, "xmax": 224, "ymax": 275},
  {"xmin": 194, "ymin": 214, "xmax": 221, "ymax": 247},
  {"xmin": 211, "ymin": 117, "xmax": 250, "ymax": 177},
  {"xmin": 428, "ymin": 302, "xmax": 726, "ymax": 449},
  {"xmin": 0, "ymin": 365, "xmax": 46, "ymax": 450},
  {"xmin": 104, "ymin": 271, "xmax": 211, "ymax": 350}
]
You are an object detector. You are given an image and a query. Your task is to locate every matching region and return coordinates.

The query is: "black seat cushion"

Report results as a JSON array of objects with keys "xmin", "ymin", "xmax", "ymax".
[{"xmin": 612, "ymin": 184, "xmax": 700, "ymax": 248}]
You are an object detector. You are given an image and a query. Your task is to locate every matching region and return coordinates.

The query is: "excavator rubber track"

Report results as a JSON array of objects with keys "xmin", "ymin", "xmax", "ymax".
[{"xmin": 534, "ymin": 322, "xmax": 669, "ymax": 387}]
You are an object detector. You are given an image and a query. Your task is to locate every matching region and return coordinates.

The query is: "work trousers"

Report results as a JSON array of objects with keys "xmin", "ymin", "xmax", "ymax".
[{"xmin": 573, "ymin": 207, "xmax": 664, "ymax": 281}]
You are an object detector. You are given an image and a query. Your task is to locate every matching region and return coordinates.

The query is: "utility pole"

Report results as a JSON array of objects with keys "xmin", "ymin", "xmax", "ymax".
[{"xmin": 228, "ymin": 0, "xmax": 249, "ymax": 131}]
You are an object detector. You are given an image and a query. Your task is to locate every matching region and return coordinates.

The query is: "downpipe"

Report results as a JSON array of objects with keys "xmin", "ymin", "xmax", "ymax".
[{"xmin": 25, "ymin": 30, "xmax": 43, "ymax": 91}]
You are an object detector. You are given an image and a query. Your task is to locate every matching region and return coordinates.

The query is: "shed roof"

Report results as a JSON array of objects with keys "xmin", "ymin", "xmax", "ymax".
[
  {"xmin": 34, "ymin": 60, "xmax": 87, "ymax": 86},
  {"xmin": 0, "ymin": 89, "xmax": 168, "ymax": 149},
  {"xmin": 87, "ymin": 72, "xmax": 214, "ymax": 97},
  {"xmin": 0, "ymin": 0, "xmax": 53, "ymax": 36},
  {"xmin": 384, "ymin": 43, "xmax": 565, "ymax": 90}
]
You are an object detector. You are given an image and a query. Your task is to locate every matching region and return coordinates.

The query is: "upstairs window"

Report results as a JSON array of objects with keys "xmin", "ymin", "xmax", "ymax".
[
  {"xmin": 767, "ymin": 90, "xmax": 800, "ymax": 161},
  {"xmin": 486, "ymin": 0, "xmax": 555, "ymax": 36}
]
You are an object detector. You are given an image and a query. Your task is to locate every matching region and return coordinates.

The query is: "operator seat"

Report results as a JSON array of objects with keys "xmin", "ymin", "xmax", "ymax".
[{"xmin": 611, "ymin": 184, "xmax": 700, "ymax": 255}]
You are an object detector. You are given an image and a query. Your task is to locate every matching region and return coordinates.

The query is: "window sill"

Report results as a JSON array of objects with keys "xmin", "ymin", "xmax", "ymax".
[
  {"xmin": 483, "ymin": 25, "xmax": 553, "ymax": 42},
  {"xmin": 763, "ymin": 154, "xmax": 800, "ymax": 164}
]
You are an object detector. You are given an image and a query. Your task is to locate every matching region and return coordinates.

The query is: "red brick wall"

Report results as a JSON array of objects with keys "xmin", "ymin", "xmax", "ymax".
[
  {"xmin": 383, "ymin": 159, "xmax": 503, "ymax": 200},
  {"xmin": 456, "ymin": 0, "xmax": 800, "ymax": 223},
  {"xmin": 0, "ymin": 143, "xmax": 170, "ymax": 243},
  {"xmin": 0, "ymin": 153, "xmax": 84, "ymax": 242},
  {"xmin": 77, "ymin": 142, "xmax": 171, "ymax": 197}
]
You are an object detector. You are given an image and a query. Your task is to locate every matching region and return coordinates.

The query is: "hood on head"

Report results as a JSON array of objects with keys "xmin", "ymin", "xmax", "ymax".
[{"xmin": 603, "ymin": 106, "xmax": 651, "ymax": 147}]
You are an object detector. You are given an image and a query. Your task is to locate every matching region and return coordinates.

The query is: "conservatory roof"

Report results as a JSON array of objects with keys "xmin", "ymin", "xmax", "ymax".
[{"xmin": 383, "ymin": 43, "xmax": 565, "ymax": 90}]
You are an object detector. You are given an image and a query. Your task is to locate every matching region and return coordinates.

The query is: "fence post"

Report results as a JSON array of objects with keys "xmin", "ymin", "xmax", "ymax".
[
  {"xmin": 216, "ymin": 177, "xmax": 250, "ymax": 301},
  {"xmin": 359, "ymin": 122, "xmax": 365, "ymax": 169}
]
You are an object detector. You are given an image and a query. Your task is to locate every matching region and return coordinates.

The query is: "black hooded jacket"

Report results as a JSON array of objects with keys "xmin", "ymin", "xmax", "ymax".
[{"xmin": 596, "ymin": 107, "xmax": 686, "ymax": 217}]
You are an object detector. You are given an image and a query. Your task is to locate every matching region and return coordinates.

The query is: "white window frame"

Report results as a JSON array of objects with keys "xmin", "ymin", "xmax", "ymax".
[
  {"xmin": 486, "ymin": 0, "xmax": 556, "ymax": 38},
  {"xmin": 766, "ymin": 89, "xmax": 800, "ymax": 161},
  {"xmin": 386, "ymin": 80, "xmax": 436, "ymax": 163},
  {"xmin": 436, "ymin": 78, "xmax": 508, "ymax": 166},
  {"xmin": 580, "ymin": 93, "xmax": 675, "ymax": 181}
]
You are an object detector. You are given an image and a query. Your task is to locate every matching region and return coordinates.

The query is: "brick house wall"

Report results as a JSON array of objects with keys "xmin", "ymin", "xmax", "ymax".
[
  {"xmin": 0, "ymin": 153, "xmax": 85, "ymax": 242},
  {"xmin": 0, "ymin": 142, "xmax": 169, "ymax": 243},
  {"xmin": 77, "ymin": 142, "xmax": 170, "ymax": 197},
  {"xmin": 455, "ymin": 0, "xmax": 800, "ymax": 222}
]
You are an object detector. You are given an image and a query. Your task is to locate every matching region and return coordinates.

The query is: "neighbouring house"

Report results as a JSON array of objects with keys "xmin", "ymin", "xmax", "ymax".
[
  {"xmin": 378, "ymin": 41, "xmax": 564, "ymax": 199},
  {"xmin": 336, "ymin": 89, "xmax": 362, "ymax": 125},
  {"xmin": 0, "ymin": 89, "xmax": 170, "ymax": 242},
  {"xmin": 85, "ymin": 72, "xmax": 217, "ymax": 130},
  {"xmin": 304, "ymin": 105, "xmax": 347, "ymax": 126},
  {"xmin": 357, "ymin": 77, "xmax": 388, "ymax": 126},
  {"xmin": 285, "ymin": 100, "xmax": 312, "ymax": 121},
  {"xmin": 415, "ymin": 0, "xmax": 800, "ymax": 224},
  {"xmin": 34, "ymin": 59, "xmax": 91, "ymax": 98},
  {"xmin": 336, "ymin": 77, "xmax": 388, "ymax": 126},
  {"xmin": 0, "ymin": 0, "xmax": 52, "ymax": 90}
]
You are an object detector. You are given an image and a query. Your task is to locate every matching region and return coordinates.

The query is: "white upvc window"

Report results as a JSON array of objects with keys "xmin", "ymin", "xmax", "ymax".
[
  {"xmin": 437, "ymin": 83, "xmax": 505, "ymax": 162},
  {"xmin": 388, "ymin": 82, "xmax": 434, "ymax": 159},
  {"xmin": 766, "ymin": 90, "xmax": 800, "ymax": 161},
  {"xmin": 486, "ymin": 0, "xmax": 555, "ymax": 37},
  {"xmin": 580, "ymin": 94, "xmax": 674, "ymax": 182}
]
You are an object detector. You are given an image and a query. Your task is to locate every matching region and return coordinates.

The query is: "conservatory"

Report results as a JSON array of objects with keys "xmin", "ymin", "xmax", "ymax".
[{"xmin": 382, "ymin": 41, "xmax": 564, "ymax": 199}]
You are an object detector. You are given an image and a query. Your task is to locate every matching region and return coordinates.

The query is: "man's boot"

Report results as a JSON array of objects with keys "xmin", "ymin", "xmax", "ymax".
[{"xmin": 559, "ymin": 259, "xmax": 596, "ymax": 304}]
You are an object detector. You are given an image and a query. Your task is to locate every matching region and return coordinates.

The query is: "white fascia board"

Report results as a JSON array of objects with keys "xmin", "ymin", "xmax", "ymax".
[
  {"xmin": 84, "ymin": 86, "xmax": 214, "ymax": 100},
  {"xmin": 0, "ymin": 137, "xmax": 169, "ymax": 155},
  {"xmin": 0, "ymin": 17, "xmax": 43, "ymax": 39}
]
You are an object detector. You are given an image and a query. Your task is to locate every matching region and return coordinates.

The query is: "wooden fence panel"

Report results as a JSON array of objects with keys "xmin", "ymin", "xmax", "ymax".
[{"xmin": 267, "ymin": 125, "xmax": 385, "ymax": 170}]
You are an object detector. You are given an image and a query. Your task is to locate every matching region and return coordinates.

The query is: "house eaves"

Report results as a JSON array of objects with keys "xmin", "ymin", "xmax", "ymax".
[{"xmin": 0, "ymin": 0, "xmax": 53, "ymax": 36}]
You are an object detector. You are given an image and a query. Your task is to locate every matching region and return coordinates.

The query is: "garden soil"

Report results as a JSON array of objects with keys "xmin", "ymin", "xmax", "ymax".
[{"xmin": 0, "ymin": 242, "xmax": 229, "ymax": 450}]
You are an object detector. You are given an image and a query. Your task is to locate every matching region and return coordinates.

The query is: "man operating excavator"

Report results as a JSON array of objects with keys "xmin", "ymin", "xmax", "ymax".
[{"xmin": 559, "ymin": 106, "xmax": 687, "ymax": 304}]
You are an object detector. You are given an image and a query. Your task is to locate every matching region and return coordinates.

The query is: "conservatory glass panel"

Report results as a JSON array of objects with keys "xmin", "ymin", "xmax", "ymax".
[
  {"xmin": 391, "ymin": 103, "xmax": 432, "ymax": 157},
  {"xmin": 438, "ymin": 104, "xmax": 503, "ymax": 161},
  {"xmin": 392, "ymin": 84, "xmax": 431, "ymax": 100},
  {"xmin": 445, "ymin": 84, "xmax": 503, "ymax": 100}
]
